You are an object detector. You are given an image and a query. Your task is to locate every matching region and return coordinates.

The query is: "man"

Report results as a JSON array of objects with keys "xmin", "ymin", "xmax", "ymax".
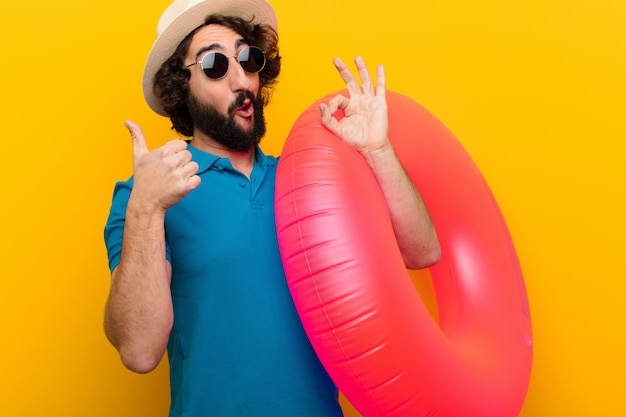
[{"xmin": 104, "ymin": 0, "xmax": 440, "ymax": 416}]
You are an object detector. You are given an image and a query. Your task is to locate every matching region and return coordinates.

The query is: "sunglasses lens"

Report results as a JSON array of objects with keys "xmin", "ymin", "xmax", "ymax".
[
  {"xmin": 201, "ymin": 53, "xmax": 229, "ymax": 79},
  {"xmin": 198, "ymin": 47, "xmax": 266, "ymax": 79},
  {"xmin": 239, "ymin": 47, "xmax": 266, "ymax": 73}
]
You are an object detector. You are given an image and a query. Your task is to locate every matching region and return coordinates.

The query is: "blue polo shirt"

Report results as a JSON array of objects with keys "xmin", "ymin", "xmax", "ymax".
[{"xmin": 104, "ymin": 144, "xmax": 342, "ymax": 417}]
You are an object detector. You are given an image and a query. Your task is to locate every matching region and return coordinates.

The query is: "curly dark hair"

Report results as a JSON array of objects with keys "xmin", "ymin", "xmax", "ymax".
[{"xmin": 153, "ymin": 14, "xmax": 281, "ymax": 137}]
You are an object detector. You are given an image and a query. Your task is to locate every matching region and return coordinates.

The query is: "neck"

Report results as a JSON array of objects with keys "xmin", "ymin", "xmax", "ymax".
[{"xmin": 190, "ymin": 134, "xmax": 256, "ymax": 178}]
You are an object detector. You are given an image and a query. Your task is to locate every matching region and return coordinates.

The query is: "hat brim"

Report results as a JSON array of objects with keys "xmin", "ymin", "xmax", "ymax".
[{"xmin": 143, "ymin": 0, "xmax": 278, "ymax": 116}]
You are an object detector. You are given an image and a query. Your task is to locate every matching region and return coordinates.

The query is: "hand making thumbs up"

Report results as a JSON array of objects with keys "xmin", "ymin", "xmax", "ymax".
[{"xmin": 125, "ymin": 120, "xmax": 201, "ymax": 212}]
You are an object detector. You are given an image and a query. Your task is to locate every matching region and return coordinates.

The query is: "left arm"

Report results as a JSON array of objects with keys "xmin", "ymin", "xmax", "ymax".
[{"xmin": 320, "ymin": 57, "xmax": 440, "ymax": 269}]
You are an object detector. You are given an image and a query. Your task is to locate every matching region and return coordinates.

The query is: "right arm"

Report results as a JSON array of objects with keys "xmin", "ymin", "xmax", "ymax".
[{"xmin": 104, "ymin": 120, "xmax": 200, "ymax": 373}]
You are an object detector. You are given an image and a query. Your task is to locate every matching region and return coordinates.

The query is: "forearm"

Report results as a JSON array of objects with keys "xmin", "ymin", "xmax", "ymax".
[
  {"xmin": 320, "ymin": 57, "xmax": 439, "ymax": 268},
  {"xmin": 362, "ymin": 142, "xmax": 441, "ymax": 270},
  {"xmin": 104, "ymin": 199, "xmax": 173, "ymax": 373}
]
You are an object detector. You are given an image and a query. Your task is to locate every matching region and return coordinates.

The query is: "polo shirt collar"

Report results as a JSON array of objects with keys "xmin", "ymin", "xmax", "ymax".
[{"xmin": 187, "ymin": 142, "xmax": 275, "ymax": 175}]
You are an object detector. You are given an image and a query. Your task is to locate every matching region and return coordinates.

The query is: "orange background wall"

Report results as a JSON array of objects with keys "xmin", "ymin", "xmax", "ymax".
[{"xmin": 1, "ymin": 0, "xmax": 625, "ymax": 415}]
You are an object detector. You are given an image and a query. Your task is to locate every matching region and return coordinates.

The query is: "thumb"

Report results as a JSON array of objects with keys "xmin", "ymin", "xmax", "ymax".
[{"xmin": 124, "ymin": 120, "xmax": 148, "ymax": 160}]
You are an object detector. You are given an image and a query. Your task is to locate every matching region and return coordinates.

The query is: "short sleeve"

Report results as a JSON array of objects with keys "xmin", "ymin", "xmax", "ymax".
[
  {"xmin": 104, "ymin": 177, "xmax": 172, "ymax": 272},
  {"xmin": 103, "ymin": 178, "xmax": 133, "ymax": 272}
]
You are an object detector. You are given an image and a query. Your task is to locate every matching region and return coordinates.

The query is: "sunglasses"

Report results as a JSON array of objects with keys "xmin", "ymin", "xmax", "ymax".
[{"xmin": 185, "ymin": 46, "xmax": 266, "ymax": 80}]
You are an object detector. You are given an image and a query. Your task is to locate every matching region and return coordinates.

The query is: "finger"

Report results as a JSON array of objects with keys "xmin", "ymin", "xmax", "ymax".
[
  {"xmin": 166, "ymin": 141, "xmax": 193, "ymax": 170},
  {"xmin": 165, "ymin": 138, "xmax": 189, "ymax": 154},
  {"xmin": 188, "ymin": 174, "xmax": 202, "ymax": 191},
  {"xmin": 327, "ymin": 93, "xmax": 349, "ymax": 114},
  {"xmin": 319, "ymin": 103, "xmax": 340, "ymax": 134},
  {"xmin": 376, "ymin": 63, "xmax": 386, "ymax": 96},
  {"xmin": 333, "ymin": 57, "xmax": 361, "ymax": 96},
  {"xmin": 124, "ymin": 120, "xmax": 148, "ymax": 160},
  {"xmin": 179, "ymin": 149, "xmax": 193, "ymax": 166},
  {"xmin": 181, "ymin": 160, "xmax": 199, "ymax": 178},
  {"xmin": 354, "ymin": 56, "xmax": 373, "ymax": 95}
]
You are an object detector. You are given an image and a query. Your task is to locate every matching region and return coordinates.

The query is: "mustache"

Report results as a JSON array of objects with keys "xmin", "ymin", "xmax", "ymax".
[{"xmin": 228, "ymin": 91, "xmax": 257, "ymax": 114}]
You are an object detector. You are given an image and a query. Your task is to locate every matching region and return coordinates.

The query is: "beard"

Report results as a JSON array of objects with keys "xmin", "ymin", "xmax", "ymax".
[{"xmin": 187, "ymin": 90, "xmax": 266, "ymax": 152}]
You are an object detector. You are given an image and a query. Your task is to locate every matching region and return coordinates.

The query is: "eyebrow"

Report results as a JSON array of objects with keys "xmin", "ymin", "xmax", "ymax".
[{"xmin": 193, "ymin": 38, "xmax": 248, "ymax": 61}]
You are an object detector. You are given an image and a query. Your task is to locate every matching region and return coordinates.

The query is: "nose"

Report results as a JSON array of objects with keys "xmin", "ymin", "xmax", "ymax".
[{"xmin": 227, "ymin": 57, "xmax": 252, "ymax": 91}]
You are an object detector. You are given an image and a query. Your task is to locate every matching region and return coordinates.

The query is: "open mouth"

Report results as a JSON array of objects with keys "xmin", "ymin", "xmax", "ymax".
[{"xmin": 235, "ymin": 99, "xmax": 254, "ymax": 118}]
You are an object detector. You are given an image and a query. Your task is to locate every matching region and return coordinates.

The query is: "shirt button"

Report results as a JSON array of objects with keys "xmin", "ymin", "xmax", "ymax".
[
  {"xmin": 216, "ymin": 163, "xmax": 224, "ymax": 171},
  {"xmin": 239, "ymin": 180, "xmax": 248, "ymax": 187}
]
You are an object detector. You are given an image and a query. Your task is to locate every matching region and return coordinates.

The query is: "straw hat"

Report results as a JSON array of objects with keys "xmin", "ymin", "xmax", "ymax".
[{"xmin": 142, "ymin": 0, "xmax": 278, "ymax": 116}]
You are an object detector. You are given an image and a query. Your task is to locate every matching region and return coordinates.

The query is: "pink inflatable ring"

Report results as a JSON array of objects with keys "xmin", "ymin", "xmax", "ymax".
[{"xmin": 275, "ymin": 90, "xmax": 533, "ymax": 417}]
